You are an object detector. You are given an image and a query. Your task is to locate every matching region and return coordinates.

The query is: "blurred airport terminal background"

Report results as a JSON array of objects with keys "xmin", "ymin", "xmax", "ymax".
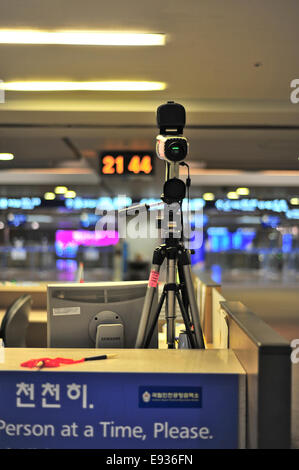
[{"xmin": 1, "ymin": 0, "xmax": 299, "ymax": 447}]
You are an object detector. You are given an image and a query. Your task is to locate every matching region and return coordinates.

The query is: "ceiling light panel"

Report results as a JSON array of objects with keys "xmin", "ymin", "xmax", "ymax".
[
  {"xmin": 1, "ymin": 81, "xmax": 166, "ymax": 91},
  {"xmin": 0, "ymin": 30, "xmax": 166, "ymax": 46}
]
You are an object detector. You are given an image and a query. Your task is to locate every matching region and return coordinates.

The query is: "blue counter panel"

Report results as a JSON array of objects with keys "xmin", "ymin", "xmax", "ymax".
[{"xmin": 0, "ymin": 371, "xmax": 240, "ymax": 449}]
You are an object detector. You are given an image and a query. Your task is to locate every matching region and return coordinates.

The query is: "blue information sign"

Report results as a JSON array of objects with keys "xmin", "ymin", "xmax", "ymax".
[{"xmin": 0, "ymin": 371, "xmax": 240, "ymax": 449}]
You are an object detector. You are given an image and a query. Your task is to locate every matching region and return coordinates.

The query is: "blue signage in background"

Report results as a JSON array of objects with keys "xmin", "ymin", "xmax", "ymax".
[
  {"xmin": 206, "ymin": 227, "xmax": 257, "ymax": 253},
  {"xmin": 282, "ymin": 233, "xmax": 293, "ymax": 253},
  {"xmin": 207, "ymin": 227, "xmax": 231, "ymax": 252},
  {"xmin": 231, "ymin": 228, "xmax": 256, "ymax": 251},
  {"xmin": 0, "ymin": 371, "xmax": 241, "ymax": 449}
]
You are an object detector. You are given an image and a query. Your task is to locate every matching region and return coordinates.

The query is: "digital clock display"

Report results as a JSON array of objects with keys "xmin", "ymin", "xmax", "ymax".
[{"xmin": 99, "ymin": 151, "xmax": 154, "ymax": 176}]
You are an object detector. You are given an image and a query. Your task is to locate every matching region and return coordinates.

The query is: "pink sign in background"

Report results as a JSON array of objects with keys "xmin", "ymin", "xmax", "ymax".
[{"xmin": 55, "ymin": 230, "xmax": 119, "ymax": 248}]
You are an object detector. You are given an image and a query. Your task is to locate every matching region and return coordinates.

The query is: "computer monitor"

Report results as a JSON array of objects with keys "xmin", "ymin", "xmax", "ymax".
[{"xmin": 47, "ymin": 281, "xmax": 158, "ymax": 348}]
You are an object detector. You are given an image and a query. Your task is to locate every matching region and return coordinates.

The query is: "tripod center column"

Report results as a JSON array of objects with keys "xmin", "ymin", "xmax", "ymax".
[{"xmin": 165, "ymin": 248, "xmax": 177, "ymax": 349}]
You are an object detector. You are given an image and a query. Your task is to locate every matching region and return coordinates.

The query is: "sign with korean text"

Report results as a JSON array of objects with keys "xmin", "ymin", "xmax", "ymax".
[{"xmin": 0, "ymin": 371, "xmax": 243, "ymax": 449}]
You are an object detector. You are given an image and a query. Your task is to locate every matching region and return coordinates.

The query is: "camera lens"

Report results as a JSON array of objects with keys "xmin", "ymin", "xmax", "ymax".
[
  {"xmin": 170, "ymin": 145, "xmax": 180, "ymax": 156},
  {"xmin": 165, "ymin": 139, "xmax": 187, "ymax": 162}
]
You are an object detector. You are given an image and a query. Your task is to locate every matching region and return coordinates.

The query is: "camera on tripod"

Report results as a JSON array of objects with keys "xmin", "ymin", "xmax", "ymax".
[
  {"xmin": 156, "ymin": 135, "xmax": 188, "ymax": 163},
  {"xmin": 134, "ymin": 101, "xmax": 205, "ymax": 350},
  {"xmin": 156, "ymin": 101, "xmax": 189, "ymax": 205},
  {"xmin": 156, "ymin": 101, "xmax": 188, "ymax": 164}
]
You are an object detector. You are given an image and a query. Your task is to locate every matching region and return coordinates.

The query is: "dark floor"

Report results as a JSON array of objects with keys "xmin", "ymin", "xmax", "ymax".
[{"xmin": 222, "ymin": 284, "xmax": 299, "ymax": 449}]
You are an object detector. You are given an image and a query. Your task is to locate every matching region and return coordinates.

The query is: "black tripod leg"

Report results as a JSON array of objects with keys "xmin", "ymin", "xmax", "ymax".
[
  {"xmin": 175, "ymin": 290, "xmax": 196, "ymax": 349},
  {"xmin": 178, "ymin": 248, "xmax": 205, "ymax": 349},
  {"xmin": 165, "ymin": 251, "xmax": 177, "ymax": 349},
  {"xmin": 144, "ymin": 288, "xmax": 167, "ymax": 348},
  {"xmin": 178, "ymin": 263, "xmax": 190, "ymax": 318},
  {"xmin": 135, "ymin": 246, "xmax": 165, "ymax": 348}
]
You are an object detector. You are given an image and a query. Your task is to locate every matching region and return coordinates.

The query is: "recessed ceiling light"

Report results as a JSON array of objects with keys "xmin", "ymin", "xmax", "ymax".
[
  {"xmin": 0, "ymin": 30, "xmax": 166, "ymax": 46},
  {"xmin": 227, "ymin": 191, "xmax": 239, "ymax": 200},
  {"xmin": 44, "ymin": 192, "xmax": 55, "ymax": 200},
  {"xmin": 236, "ymin": 187, "xmax": 250, "ymax": 196},
  {"xmin": 54, "ymin": 186, "xmax": 68, "ymax": 194},
  {"xmin": 1, "ymin": 81, "xmax": 166, "ymax": 91},
  {"xmin": 64, "ymin": 190, "xmax": 76, "ymax": 198},
  {"xmin": 0, "ymin": 153, "xmax": 14, "ymax": 160},
  {"xmin": 203, "ymin": 192, "xmax": 215, "ymax": 201},
  {"xmin": 290, "ymin": 197, "xmax": 299, "ymax": 205}
]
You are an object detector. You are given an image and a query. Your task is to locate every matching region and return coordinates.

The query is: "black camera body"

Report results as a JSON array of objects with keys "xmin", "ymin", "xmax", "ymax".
[
  {"xmin": 156, "ymin": 101, "xmax": 189, "ymax": 204},
  {"xmin": 156, "ymin": 101, "xmax": 188, "ymax": 163},
  {"xmin": 157, "ymin": 100, "xmax": 186, "ymax": 135}
]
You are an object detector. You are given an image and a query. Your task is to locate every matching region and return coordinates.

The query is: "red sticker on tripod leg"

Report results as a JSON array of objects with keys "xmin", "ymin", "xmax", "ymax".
[{"xmin": 149, "ymin": 270, "xmax": 160, "ymax": 287}]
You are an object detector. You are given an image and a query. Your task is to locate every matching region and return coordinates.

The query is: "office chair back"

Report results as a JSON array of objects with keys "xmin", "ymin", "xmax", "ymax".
[{"xmin": 0, "ymin": 294, "xmax": 32, "ymax": 347}]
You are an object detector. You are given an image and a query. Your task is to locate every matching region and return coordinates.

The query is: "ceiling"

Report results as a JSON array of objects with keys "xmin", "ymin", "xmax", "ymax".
[{"xmin": 1, "ymin": 0, "xmax": 299, "ymax": 197}]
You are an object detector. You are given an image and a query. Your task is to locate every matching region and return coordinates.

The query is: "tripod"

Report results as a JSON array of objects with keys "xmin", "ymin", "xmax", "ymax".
[
  {"xmin": 135, "ymin": 193, "xmax": 205, "ymax": 350},
  {"xmin": 131, "ymin": 100, "xmax": 205, "ymax": 349}
]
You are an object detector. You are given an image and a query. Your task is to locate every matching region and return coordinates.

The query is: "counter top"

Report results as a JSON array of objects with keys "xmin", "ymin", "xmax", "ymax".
[{"xmin": 0, "ymin": 347, "xmax": 245, "ymax": 375}]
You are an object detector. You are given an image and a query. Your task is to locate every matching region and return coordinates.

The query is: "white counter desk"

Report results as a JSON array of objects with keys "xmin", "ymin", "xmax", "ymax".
[{"xmin": 0, "ymin": 347, "xmax": 245, "ymax": 449}]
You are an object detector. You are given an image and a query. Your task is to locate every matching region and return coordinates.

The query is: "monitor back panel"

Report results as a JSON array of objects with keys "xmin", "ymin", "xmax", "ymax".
[{"xmin": 47, "ymin": 281, "xmax": 158, "ymax": 348}]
